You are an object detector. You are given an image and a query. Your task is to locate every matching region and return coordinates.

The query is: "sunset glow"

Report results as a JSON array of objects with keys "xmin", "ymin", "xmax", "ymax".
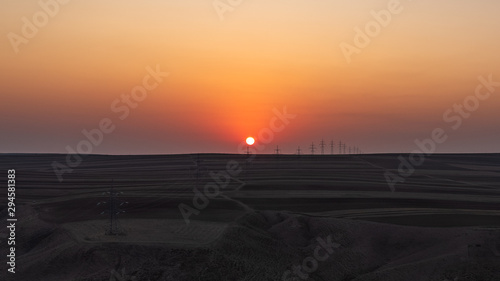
[
  {"xmin": 246, "ymin": 137, "xmax": 255, "ymax": 146},
  {"xmin": 1, "ymin": 0, "xmax": 499, "ymax": 154}
]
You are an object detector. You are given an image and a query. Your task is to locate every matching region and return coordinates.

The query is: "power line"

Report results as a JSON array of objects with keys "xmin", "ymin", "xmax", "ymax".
[
  {"xmin": 310, "ymin": 142, "xmax": 316, "ymax": 155},
  {"xmin": 97, "ymin": 181, "xmax": 127, "ymax": 236},
  {"xmin": 275, "ymin": 145, "xmax": 281, "ymax": 155}
]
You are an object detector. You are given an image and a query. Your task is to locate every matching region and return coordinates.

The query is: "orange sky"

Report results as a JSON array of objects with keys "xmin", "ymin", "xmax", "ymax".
[{"xmin": 1, "ymin": 0, "xmax": 500, "ymax": 154}]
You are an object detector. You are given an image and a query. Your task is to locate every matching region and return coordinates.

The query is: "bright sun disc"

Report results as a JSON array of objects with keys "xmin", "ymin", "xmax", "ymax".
[{"xmin": 246, "ymin": 137, "xmax": 255, "ymax": 145}]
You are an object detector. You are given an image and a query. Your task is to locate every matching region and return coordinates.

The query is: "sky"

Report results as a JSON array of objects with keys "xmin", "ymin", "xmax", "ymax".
[{"xmin": 1, "ymin": 0, "xmax": 500, "ymax": 154}]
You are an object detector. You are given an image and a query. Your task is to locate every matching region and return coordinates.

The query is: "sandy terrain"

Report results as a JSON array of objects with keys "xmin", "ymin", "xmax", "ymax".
[{"xmin": 0, "ymin": 153, "xmax": 499, "ymax": 280}]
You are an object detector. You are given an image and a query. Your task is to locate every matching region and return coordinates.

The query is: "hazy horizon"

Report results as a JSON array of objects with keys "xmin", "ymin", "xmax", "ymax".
[{"xmin": 2, "ymin": 0, "xmax": 499, "ymax": 155}]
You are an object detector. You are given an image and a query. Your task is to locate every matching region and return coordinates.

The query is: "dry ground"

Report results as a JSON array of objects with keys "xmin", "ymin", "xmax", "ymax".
[{"xmin": 0, "ymin": 153, "xmax": 499, "ymax": 280}]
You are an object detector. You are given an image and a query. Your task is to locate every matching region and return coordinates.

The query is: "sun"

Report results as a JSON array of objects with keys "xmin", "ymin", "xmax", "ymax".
[{"xmin": 246, "ymin": 137, "xmax": 255, "ymax": 145}]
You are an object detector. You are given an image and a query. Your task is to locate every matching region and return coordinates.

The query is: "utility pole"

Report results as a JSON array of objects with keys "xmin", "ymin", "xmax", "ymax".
[
  {"xmin": 320, "ymin": 139, "xmax": 325, "ymax": 155},
  {"xmin": 189, "ymin": 154, "xmax": 207, "ymax": 191},
  {"xmin": 310, "ymin": 142, "xmax": 316, "ymax": 155},
  {"xmin": 297, "ymin": 146, "xmax": 301, "ymax": 155},
  {"xmin": 338, "ymin": 141, "xmax": 342, "ymax": 154},
  {"xmin": 98, "ymin": 182, "xmax": 127, "ymax": 236},
  {"xmin": 343, "ymin": 143, "xmax": 346, "ymax": 155},
  {"xmin": 330, "ymin": 140, "xmax": 334, "ymax": 155},
  {"xmin": 275, "ymin": 145, "xmax": 280, "ymax": 155},
  {"xmin": 189, "ymin": 154, "xmax": 202, "ymax": 190},
  {"xmin": 195, "ymin": 154, "xmax": 199, "ymax": 189}
]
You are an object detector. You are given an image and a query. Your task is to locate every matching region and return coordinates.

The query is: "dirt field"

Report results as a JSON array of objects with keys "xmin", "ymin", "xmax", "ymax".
[{"xmin": 0, "ymin": 153, "xmax": 499, "ymax": 280}]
